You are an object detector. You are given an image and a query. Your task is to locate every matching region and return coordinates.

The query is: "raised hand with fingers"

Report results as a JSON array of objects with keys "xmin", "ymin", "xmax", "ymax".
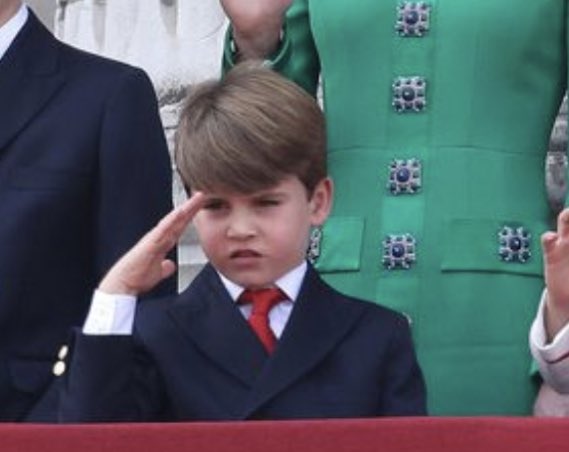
[
  {"xmin": 98, "ymin": 192, "xmax": 205, "ymax": 297},
  {"xmin": 221, "ymin": 0, "xmax": 293, "ymax": 59},
  {"xmin": 543, "ymin": 208, "xmax": 569, "ymax": 339}
]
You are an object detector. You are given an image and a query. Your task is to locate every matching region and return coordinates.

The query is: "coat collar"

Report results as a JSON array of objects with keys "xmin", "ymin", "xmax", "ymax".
[
  {"xmin": 167, "ymin": 264, "xmax": 367, "ymax": 418},
  {"xmin": 167, "ymin": 264, "xmax": 270, "ymax": 388},
  {"xmin": 0, "ymin": 10, "xmax": 65, "ymax": 151}
]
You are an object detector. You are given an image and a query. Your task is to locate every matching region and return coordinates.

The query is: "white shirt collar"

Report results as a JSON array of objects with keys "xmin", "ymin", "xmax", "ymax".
[
  {"xmin": 218, "ymin": 260, "xmax": 308, "ymax": 303},
  {"xmin": 0, "ymin": 3, "xmax": 28, "ymax": 62}
]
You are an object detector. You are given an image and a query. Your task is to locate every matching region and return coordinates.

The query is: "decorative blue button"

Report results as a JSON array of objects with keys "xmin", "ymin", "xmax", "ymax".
[
  {"xmin": 397, "ymin": 167, "xmax": 411, "ymax": 182},
  {"xmin": 388, "ymin": 158, "xmax": 422, "ymax": 195},
  {"xmin": 392, "ymin": 76, "xmax": 427, "ymax": 113},
  {"xmin": 508, "ymin": 237, "xmax": 522, "ymax": 252},
  {"xmin": 498, "ymin": 226, "xmax": 531, "ymax": 263},
  {"xmin": 396, "ymin": 2, "xmax": 431, "ymax": 37},
  {"xmin": 402, "ymin": 87, "xmax": 416, "ymax": 101},
  {"xmin": 392, "ymin": 243, "xmax": 406, "ymax": 258},
  {"xmin": 405, "ymin": 10, "xmax": 419, "ymax": 25},
  {"xmin": 306, "ymin": 227, "xmax": 323, "ymax": 264},
  {"xmin": 383, "ymin": 234, "xmax": 416, "ymax": 270}
]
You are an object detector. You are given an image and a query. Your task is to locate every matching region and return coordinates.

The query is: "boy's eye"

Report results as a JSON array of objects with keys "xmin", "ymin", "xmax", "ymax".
[
  {"xmin": 202, "ymin": 200, "xmax": 226, "ymax": 210},
  {"xmin": 256, "ymin": 198, "xmax": 281, "ymax": 207}
]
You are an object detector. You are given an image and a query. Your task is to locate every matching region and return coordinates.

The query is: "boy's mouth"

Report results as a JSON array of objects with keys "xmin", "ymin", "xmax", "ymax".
[{"xmin": 230, "ymin": 249, "xmax": 262, "ymax": 259}]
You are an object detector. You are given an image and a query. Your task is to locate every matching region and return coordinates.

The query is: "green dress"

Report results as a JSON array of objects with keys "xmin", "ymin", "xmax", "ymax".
[{"xmin": 225, "ymin": 0, "xmax": 567, "ymax": 415}]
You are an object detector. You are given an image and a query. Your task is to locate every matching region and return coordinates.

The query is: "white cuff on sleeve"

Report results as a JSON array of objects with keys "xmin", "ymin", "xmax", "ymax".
[{"xmin": 82, "ymin": 289, "xmax": 137, "ymax": 335}]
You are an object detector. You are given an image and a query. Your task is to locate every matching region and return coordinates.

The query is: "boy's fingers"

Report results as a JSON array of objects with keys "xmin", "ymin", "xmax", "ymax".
[
  {"xmin": 147, "ymin": 192, "xmax": 205, "ymax": 250},
  {"xmin": 160, "ymin": 260, "xmax": 177, "ymax": 279},
  {"xmin": 125, "ymin": 192, "xmax": 205, "ymax": 263},
  {"xmin": 180, "ymin": 191, "xmax": 205, "ymax": 217},
  {"xmin": 169, "ymin": 193, "xmax": 205, "ymax": 234},
  {"xmin": 159, "ymin": 192, "xmax": 205, "ymax": 235}
]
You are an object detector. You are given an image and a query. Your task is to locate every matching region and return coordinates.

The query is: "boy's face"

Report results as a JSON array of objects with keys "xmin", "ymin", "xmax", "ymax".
[
  {"xmin": 193, "ymin": 176, "xmax": 332, "ymax": 289},
  {"xmin": 0, "ymin": 0, "xmax": 22, "ymax": 26}
]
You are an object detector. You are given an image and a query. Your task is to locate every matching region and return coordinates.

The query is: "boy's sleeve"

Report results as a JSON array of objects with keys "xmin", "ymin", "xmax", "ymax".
[
  {"xmin": 59, "ymin": 328, "xmax": 164, "ymax": 422},
  {"xmin": 378, "ymin": 316, "xmax": 427, "ymax": 415},
  {"xmin": 222, "ymin": 0, "xmax": 321, "ymax": 96}
]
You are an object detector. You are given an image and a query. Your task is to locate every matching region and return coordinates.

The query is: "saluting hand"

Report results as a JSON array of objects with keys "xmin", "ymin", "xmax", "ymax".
[{"xmin": 98, "ymin": 192, "xmax": 205, "ymax": 296}]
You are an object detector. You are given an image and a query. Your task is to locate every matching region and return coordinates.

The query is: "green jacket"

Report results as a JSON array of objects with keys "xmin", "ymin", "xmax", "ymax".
[{"xmin": 224, "ymin": 0, "xmax": 567, "ymax": 415}]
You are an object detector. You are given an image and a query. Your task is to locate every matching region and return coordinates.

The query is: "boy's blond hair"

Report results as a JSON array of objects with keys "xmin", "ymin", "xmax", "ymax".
[{"xmin": 175, "ymin": 62, "xmax": 326, "ymax": 196}]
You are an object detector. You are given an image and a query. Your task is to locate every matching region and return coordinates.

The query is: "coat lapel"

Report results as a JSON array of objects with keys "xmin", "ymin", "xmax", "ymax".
[
  {"xmin": 167, "ymin": 265, "xmax": 269, "ymax": 388},
  {"xmin": 240, "ymin": 266, "xmax": 366, "ymax": 418},
  {"xmin": 0, "ymin": 11, "xmax": 65, "ymax": 152}
]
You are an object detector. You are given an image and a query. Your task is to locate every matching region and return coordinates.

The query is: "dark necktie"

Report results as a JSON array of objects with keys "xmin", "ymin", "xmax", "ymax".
[{"xmin": 239, "ymin": 288, "xmax": 286, "ymax": 353}]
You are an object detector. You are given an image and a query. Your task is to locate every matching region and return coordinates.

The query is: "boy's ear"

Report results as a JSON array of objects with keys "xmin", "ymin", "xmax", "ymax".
[{"xmin": 309, "ymin": 177, "xmax": 333, "ymax": 226}]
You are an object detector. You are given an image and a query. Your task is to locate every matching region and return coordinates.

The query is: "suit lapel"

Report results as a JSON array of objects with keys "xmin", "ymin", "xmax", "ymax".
[
  {"xmin": 0, "ymin": 12, "xmax": 65, "ymax": 152},
  {"xmin": 167, "ymin": 265, "xmax": 269, "ymax": 388},
  {"xmin": 240, "ymin": 266, "xmax": 366, "ymax": 418}
]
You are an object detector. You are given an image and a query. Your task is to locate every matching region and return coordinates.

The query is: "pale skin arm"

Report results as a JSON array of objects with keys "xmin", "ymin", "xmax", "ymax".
[
  {"xmin": 220, "ymin": 0, "xmax": 292, "ymax": 59},
  {"xmin": 98, "ymin": 192, "xmax": 205, "ymax": 296},
  {"xmin": 542, "ymin": 208, "xmax": 569, "ymax": 341}
]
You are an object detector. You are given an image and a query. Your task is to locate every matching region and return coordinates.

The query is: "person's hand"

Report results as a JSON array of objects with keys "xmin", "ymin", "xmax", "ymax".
[
  {"xmin": 543, "ymin": 208, "xmax": 569, "ymax": 339},
  {"xmin": 220, "ymin": 0, "xmax": 293, "ymax": 59},
  {"xmin": 98, "ymin": 192, "xmax": 205, "ymax": 296}
]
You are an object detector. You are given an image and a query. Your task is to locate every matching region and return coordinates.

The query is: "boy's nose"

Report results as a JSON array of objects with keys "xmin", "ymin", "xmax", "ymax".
[{"xmin": 226, "ymin": 211, "xmax": 256, "ymax": 239}]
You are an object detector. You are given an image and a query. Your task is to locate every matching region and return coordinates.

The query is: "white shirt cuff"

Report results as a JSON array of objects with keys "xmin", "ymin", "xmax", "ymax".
[
  {"xmin": 82, "ymin": 289, "xmax": 137, "ymax": 335},
  {"xmin": 530, "ymin": 289, "xmax": 569, "ymax": 392}
]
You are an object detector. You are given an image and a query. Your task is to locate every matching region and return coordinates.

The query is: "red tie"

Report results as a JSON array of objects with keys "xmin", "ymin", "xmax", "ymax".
[{"xmin": 239, "ymin": 288, "xmax": 286, "ymax": 353}]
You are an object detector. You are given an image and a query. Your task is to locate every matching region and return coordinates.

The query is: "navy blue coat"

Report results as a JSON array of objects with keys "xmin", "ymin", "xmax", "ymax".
[
  {"xmin": 60, "ymin": 264, "xmax": 426, "ymax": 421},
  {"xmin": 0, "ymin": 10, "xmax": 175, "ymax": 420}
]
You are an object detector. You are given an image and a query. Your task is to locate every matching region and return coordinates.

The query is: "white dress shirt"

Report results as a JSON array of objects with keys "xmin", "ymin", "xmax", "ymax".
[
  {"xmin": 83, "ymin": 261, "xmax": 307, "ymax": 338},
  {"xmin": 0, "ymin": 3, "xmax": 27, "ymax": 61},
  {"xmin": 529, "ymin": 289, "xmax": 569, "ymax": 393}
]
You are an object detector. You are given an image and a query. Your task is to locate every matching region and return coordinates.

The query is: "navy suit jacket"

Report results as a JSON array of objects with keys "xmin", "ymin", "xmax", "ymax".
[
  {"xmin": 0, "ymin": 10, "xmax": 175, "ymax": 420},
  {"xmin": 60, "ymin": 264, "xmax": 426, "ymax": 422}
]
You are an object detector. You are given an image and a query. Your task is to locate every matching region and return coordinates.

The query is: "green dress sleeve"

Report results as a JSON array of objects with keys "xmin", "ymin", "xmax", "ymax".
[{"xmin": 222, "ymin": 0, "xmax": 321, "ymax": 97}]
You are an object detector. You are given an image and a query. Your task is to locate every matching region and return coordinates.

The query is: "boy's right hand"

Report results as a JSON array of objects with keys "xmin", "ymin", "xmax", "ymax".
[
  {"xmin": 98, "ymin": 192, "xmax": 205, "ymax": 296},
  {"xmin": 543, "ymin": 208, "xmax": 569, "ymax": 340}
]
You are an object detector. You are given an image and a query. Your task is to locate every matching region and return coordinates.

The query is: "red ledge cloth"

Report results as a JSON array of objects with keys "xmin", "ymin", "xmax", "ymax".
[{"xmin": 2, "ymin": 417, "xmax": 569, "ymax": 452}]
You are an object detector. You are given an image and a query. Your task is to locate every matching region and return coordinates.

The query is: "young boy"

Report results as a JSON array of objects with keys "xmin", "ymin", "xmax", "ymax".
[{"xmin": 59, "ymin": 63, "xmax": 426, "ymax": 422}]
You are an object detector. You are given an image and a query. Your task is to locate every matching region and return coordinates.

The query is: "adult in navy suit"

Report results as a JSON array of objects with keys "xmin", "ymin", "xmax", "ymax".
[
  {"xmin": 59, "ymin": 63, "xmax": 426, "ymax": 422},
  {"xmin": 0, "ymin": 1, "xmax": 174, "ymax": 421}
]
